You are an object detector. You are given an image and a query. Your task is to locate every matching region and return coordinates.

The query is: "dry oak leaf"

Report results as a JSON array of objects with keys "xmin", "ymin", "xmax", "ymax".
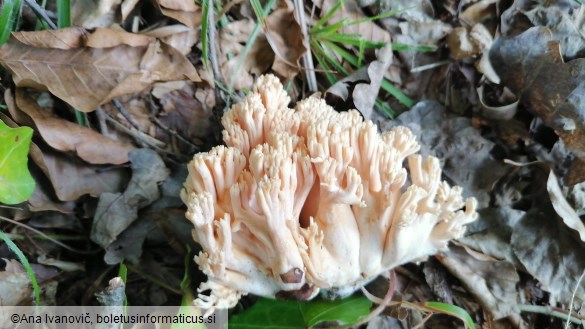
[
  {"xmin": 8, "ymin": 89, "xmax": 134, "ymax": 165},
  {"xmin": 0, "ymin": 27, "xmax": 200, "ymax": 112},
  {"xmin": 490, "ymin": 27, "xmax": 585, "ymax": 184},
  {"xmin": 155, "ymin": 0, "xmax": 202, "ymax": 29},
  {"xmin": 29, "ymin": 143, "xmax": 128, "ymax": 201},
  {"xmin": 264, "ymin": 1, "xmax": 307, "ymax": 79}
]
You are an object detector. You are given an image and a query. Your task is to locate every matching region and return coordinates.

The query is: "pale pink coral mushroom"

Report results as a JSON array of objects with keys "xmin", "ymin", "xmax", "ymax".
[{"xmin": 181, "ymin": 74, "xmax": 478, "ymax": 313}]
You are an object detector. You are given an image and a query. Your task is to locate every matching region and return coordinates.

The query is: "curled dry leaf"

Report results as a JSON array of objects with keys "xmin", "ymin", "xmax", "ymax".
[
  {"xmin": 439, "ymin": 244, "xmax": 520, "ymax": 320},
  {"xmin": 8, "ymin": 89, "xmax": 134, "ymax": 165},
  {"xmin": 321, "ymin": 0, "xmax": 391, "ymax": 44},
  {"xmin": 144, "ymin": 25, "xmax": 198, "ymax": 55},
  {"xmin": 72, "ymin": 0, "xmax": 125, "ymax": 28},
  {"xmin": 0, "ymin": 259, "xmax": 31, "ymax": 306},
  {"xmin": 29, "ymin": 144, "xmax": 128, "ymax": 201},
  {"xmin": 264, "ymin": 1, "xmax": 306, "ymax": 79},
  {"xmin": 0, "ymin": 111, "xmax": 74, "ymax": 213},
  {"xmin": 327, "ymin": 45, "xmax": 393, "ymax": 119},
  {"xmin": 490, "ymin": 26, "xmax": 585, "ymax": 184},
  {"xmin": 91, "ymin": 149, "xmax": 169, "ymax": 249},
  {"xmin": 154, "ymin": 0, "xmax": 202, "ymax": 29},
  {"xmin": 220, "ymin": 20, "xmax": 273, "ymax": 89},
  {"xmin": 476, "ymin": 83, "xmax": 519, "ymax": 120},
  {"xmin": 0, "ymin": 27, "xmax": 200, "ymax": 112},
  {"xmin": 547, "ymin": 171, "xmax": 585, "ymax": 242}
]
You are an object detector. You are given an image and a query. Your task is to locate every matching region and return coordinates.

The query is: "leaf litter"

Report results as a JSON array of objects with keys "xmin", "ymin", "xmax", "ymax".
[{"xmin": 0, "ymin": 0, "xmax": 584, "ymax": 328}]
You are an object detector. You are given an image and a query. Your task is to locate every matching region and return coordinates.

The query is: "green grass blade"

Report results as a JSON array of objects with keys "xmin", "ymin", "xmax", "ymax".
[
  {"xmin": 323, "ymin": 41, "xmax": 358, "ymax": 67},
  {"xmin": 315, "ymin": 41, "xmax": 348, "ymax": 76},
  {"xmin": 311, "ymin": 0, "xmax": 344, "ymax": 33},
  {"xmin": 423, "ymin": 302, "xmax": 476, "ymax": 329},
  {"xmin": 381, "ymin": 79, "xmax": 414, "ymax": 108},
  {"xmin": 0, "ymin": 0, "xmax": 23, "ymax": 45},
  {"xmin": 391, "ymin": 42, "xmax": 436, "ymax": 52},
  {"xmin": 250, "ymin": 0, "xmax": 265, "ymax": 27},
  {"xmin": 228, "ymin": 0, "xmax": 276, "ymax": 97},
  {"xmin": 350, "ymin": 6, "xmax": 415, "ymax": 25},
  {"xmin": 57, "ymin": 0, "xmax": 70, "ymax": 28},
  {"xmin": 200, "ymin": 0, "xmax": 210, "ymax": 67},
  {"xmin": 0, "ymin": 230, "xmax": 41, "ymax": 305},
  {"xmin": 325, "ymin": 32, "xmax": 386, "ymax": 48},
  {"xmin": 312, "ymin": 18, "xmax": 349, "ymax": 36},
  {"xmin": 375, "ymin": 98, "xmax": 395, "ymax": 118},
  {"xmin": 311, "ymin": 41, "xmax": 338, "ymax": 84}
]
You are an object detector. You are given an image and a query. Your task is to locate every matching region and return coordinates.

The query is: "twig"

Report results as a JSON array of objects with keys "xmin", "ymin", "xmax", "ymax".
[
  {"xmin": 113, "ymin": 99, "xmax": 140, "ymax": 130},
  {"xmin": 23, "ymin": 0, "xmax": 58, "ymax": 30},
  {"xmin": 519, "ymin": 304, "xmax": 584, "ymax": 325},
  {"xmin": 565, "ymin": 269, "xmax": 585, "ymax": 329},
  {"xmin": 95, "ymin": 107, "xmax": 109, "ymax": 135},
  {"xmin": 294, "ymin": 0, "xmax": 317, "ymax": 92},
  {"xmin": 410, "ymin": 60, "xmax": 451, "ymax": 73},
  {"xmin": 150, "ymin": 116, "xmax": 201, "ymax": 151}
]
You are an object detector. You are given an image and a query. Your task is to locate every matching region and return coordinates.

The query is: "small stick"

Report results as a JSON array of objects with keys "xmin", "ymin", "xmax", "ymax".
[
  {"xmin": 294, "ymin": 0, "xmax": 317, "ymax": 92},
  {"xmin": 23, "ymin": 0, "xmax": 58, "ymax": 30},
  {"xmin": 113, "ymin": 98, "xmax": 140, "ymax": 130}
]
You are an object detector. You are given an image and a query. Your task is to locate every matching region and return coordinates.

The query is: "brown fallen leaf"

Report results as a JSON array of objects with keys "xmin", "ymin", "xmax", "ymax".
[
  {"xmin": 439, "ymin": 244, "xmax": 520, "ymax": 320},
  {"xmin": 71, "ymin": 0, "xmax": 126, "ymax": 28},
  {"xmin": 220, "ymin": 19, "xmax": 274, "ymax": 89},
  {"xmin": 0, "ymin": 111, "xmax": 75, "ymax": 213},
  {"xmin": 91, "ymin": 149, "xmax": 169, "ymax": 250},
  {"xmin": 29, "ymin": 143, "xmax": 128, "ymax": 201},
  {"xmin": 155, "ymin": 0, "xmax": 202, "ymax": 29},
  {"xmin": 326, "ymin": 44, "xmax": 393, "ymax": 119},
  {"xmin": 264, "ymin": 1, "xmax": 306, "ymax": 79},
  {"xmin": 0, "ymin": 27, "xmax": 200, "ymax": 112},
  {"xmin": 151, "ymin": 81, "xmax": 214, "ymax": 152},
  {"xmin": 6, "ymin": 89, "xmax": 134, "ymax": 165},
  {"xmin": 490, "ymin": 27, "xmax": 585, "ymax": 184},
  {"xmin": 144, "ymin": 25, "xmax": 198, "ymax": 55},
  {"xmin": 0, "ymin": 259, "xmax": 32, "ymax": 306},
  {"xmin": 321, "ymin": 0, "xmax": 391, "ymax": 44}
]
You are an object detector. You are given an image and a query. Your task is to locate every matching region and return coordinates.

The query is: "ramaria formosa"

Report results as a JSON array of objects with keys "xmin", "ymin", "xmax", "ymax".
[{"xmin": 181, "ymin": 75, "xmax": 478, "ymax": 313}]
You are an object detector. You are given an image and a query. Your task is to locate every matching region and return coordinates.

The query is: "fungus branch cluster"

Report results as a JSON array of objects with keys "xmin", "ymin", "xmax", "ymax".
[{"xmin": 181, "ymin": 75, "xmax": 477, "ymax": 312}]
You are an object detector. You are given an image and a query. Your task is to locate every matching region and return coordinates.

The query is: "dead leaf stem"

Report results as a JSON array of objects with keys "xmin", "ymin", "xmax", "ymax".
[{"xmin": 294, "ymin": 0, "xmax": 317, "ymax": 92}]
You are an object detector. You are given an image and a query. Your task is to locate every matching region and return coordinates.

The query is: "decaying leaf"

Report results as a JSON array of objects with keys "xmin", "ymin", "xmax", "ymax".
[
  {"xmin": 8, "ymin": 89, "xmax": 134, "ymax": 165},
  {"xmin": 439, "ymin": 244, "xmax": 520, "ymax": 320},
  {"xmin": 29, "ymin": 144, "xmax": 128, "ymax": 201},
  {"xmin": 385, "ymin": 100, "xmax": 507, "ymax": 208},
  {"xmin": 144, "ymin": 25, "xmax": 198, "ymax": 55},
  {"xmin": 0, "ymin": 27, "xmax": 200, "ymax": 112},
  {"xmin": 154, "ymin": 0, "xmax": 202, "ymax": 29},
  {"xmin": 91, "ymin": 149, "xmax": 169, "ymax": 249},
  {"xmin": 547, "ymin": 171, "xmax": 585, "ymax": 242},
  {"xmin": 327, "ymin": 45, "xmax": 393, "ymax": 119},
  {"xmin": 264, "ymin": 1, "xmax": 306, "ymax": 79},
  {"xmin": 220, "ymin": 20, "xmax": 274, "ymax": 89},
  {"xmin": 490, "ymin": 26, "xmax": 585, "ymax": 184},
  {"xmin": 321, "ymin": 0, "xmax": 391, "ymax": 45},
  {"xmin": 72, "ymin": 0, "xmax": 125, "ymax": 28},
  {"xmin": 512, "ymin": 206, "xmax": 585, "ymax": 305},
  {"xmin": 0, "ymin": 259, "xmax": 32, "ymax": 305}
]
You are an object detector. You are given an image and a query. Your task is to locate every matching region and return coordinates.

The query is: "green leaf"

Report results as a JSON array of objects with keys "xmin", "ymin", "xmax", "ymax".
[
  {"xmin": 0, "ymin": 230, "xmax": 41, "ymax": 305},
  {"xmin": 0, "ymin": 119, "xmax": 35, "ymax": 204},
  {"xmin": 0, "ymin": 0, "xmax": 23, "ymax": 46},
  {"xmin": 423, "ymin": 302, "xmax": 477, "ymax": 329},
  {"xmin": 229, "ymin": 296, "xmax": 371, "ymax": 329}
]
